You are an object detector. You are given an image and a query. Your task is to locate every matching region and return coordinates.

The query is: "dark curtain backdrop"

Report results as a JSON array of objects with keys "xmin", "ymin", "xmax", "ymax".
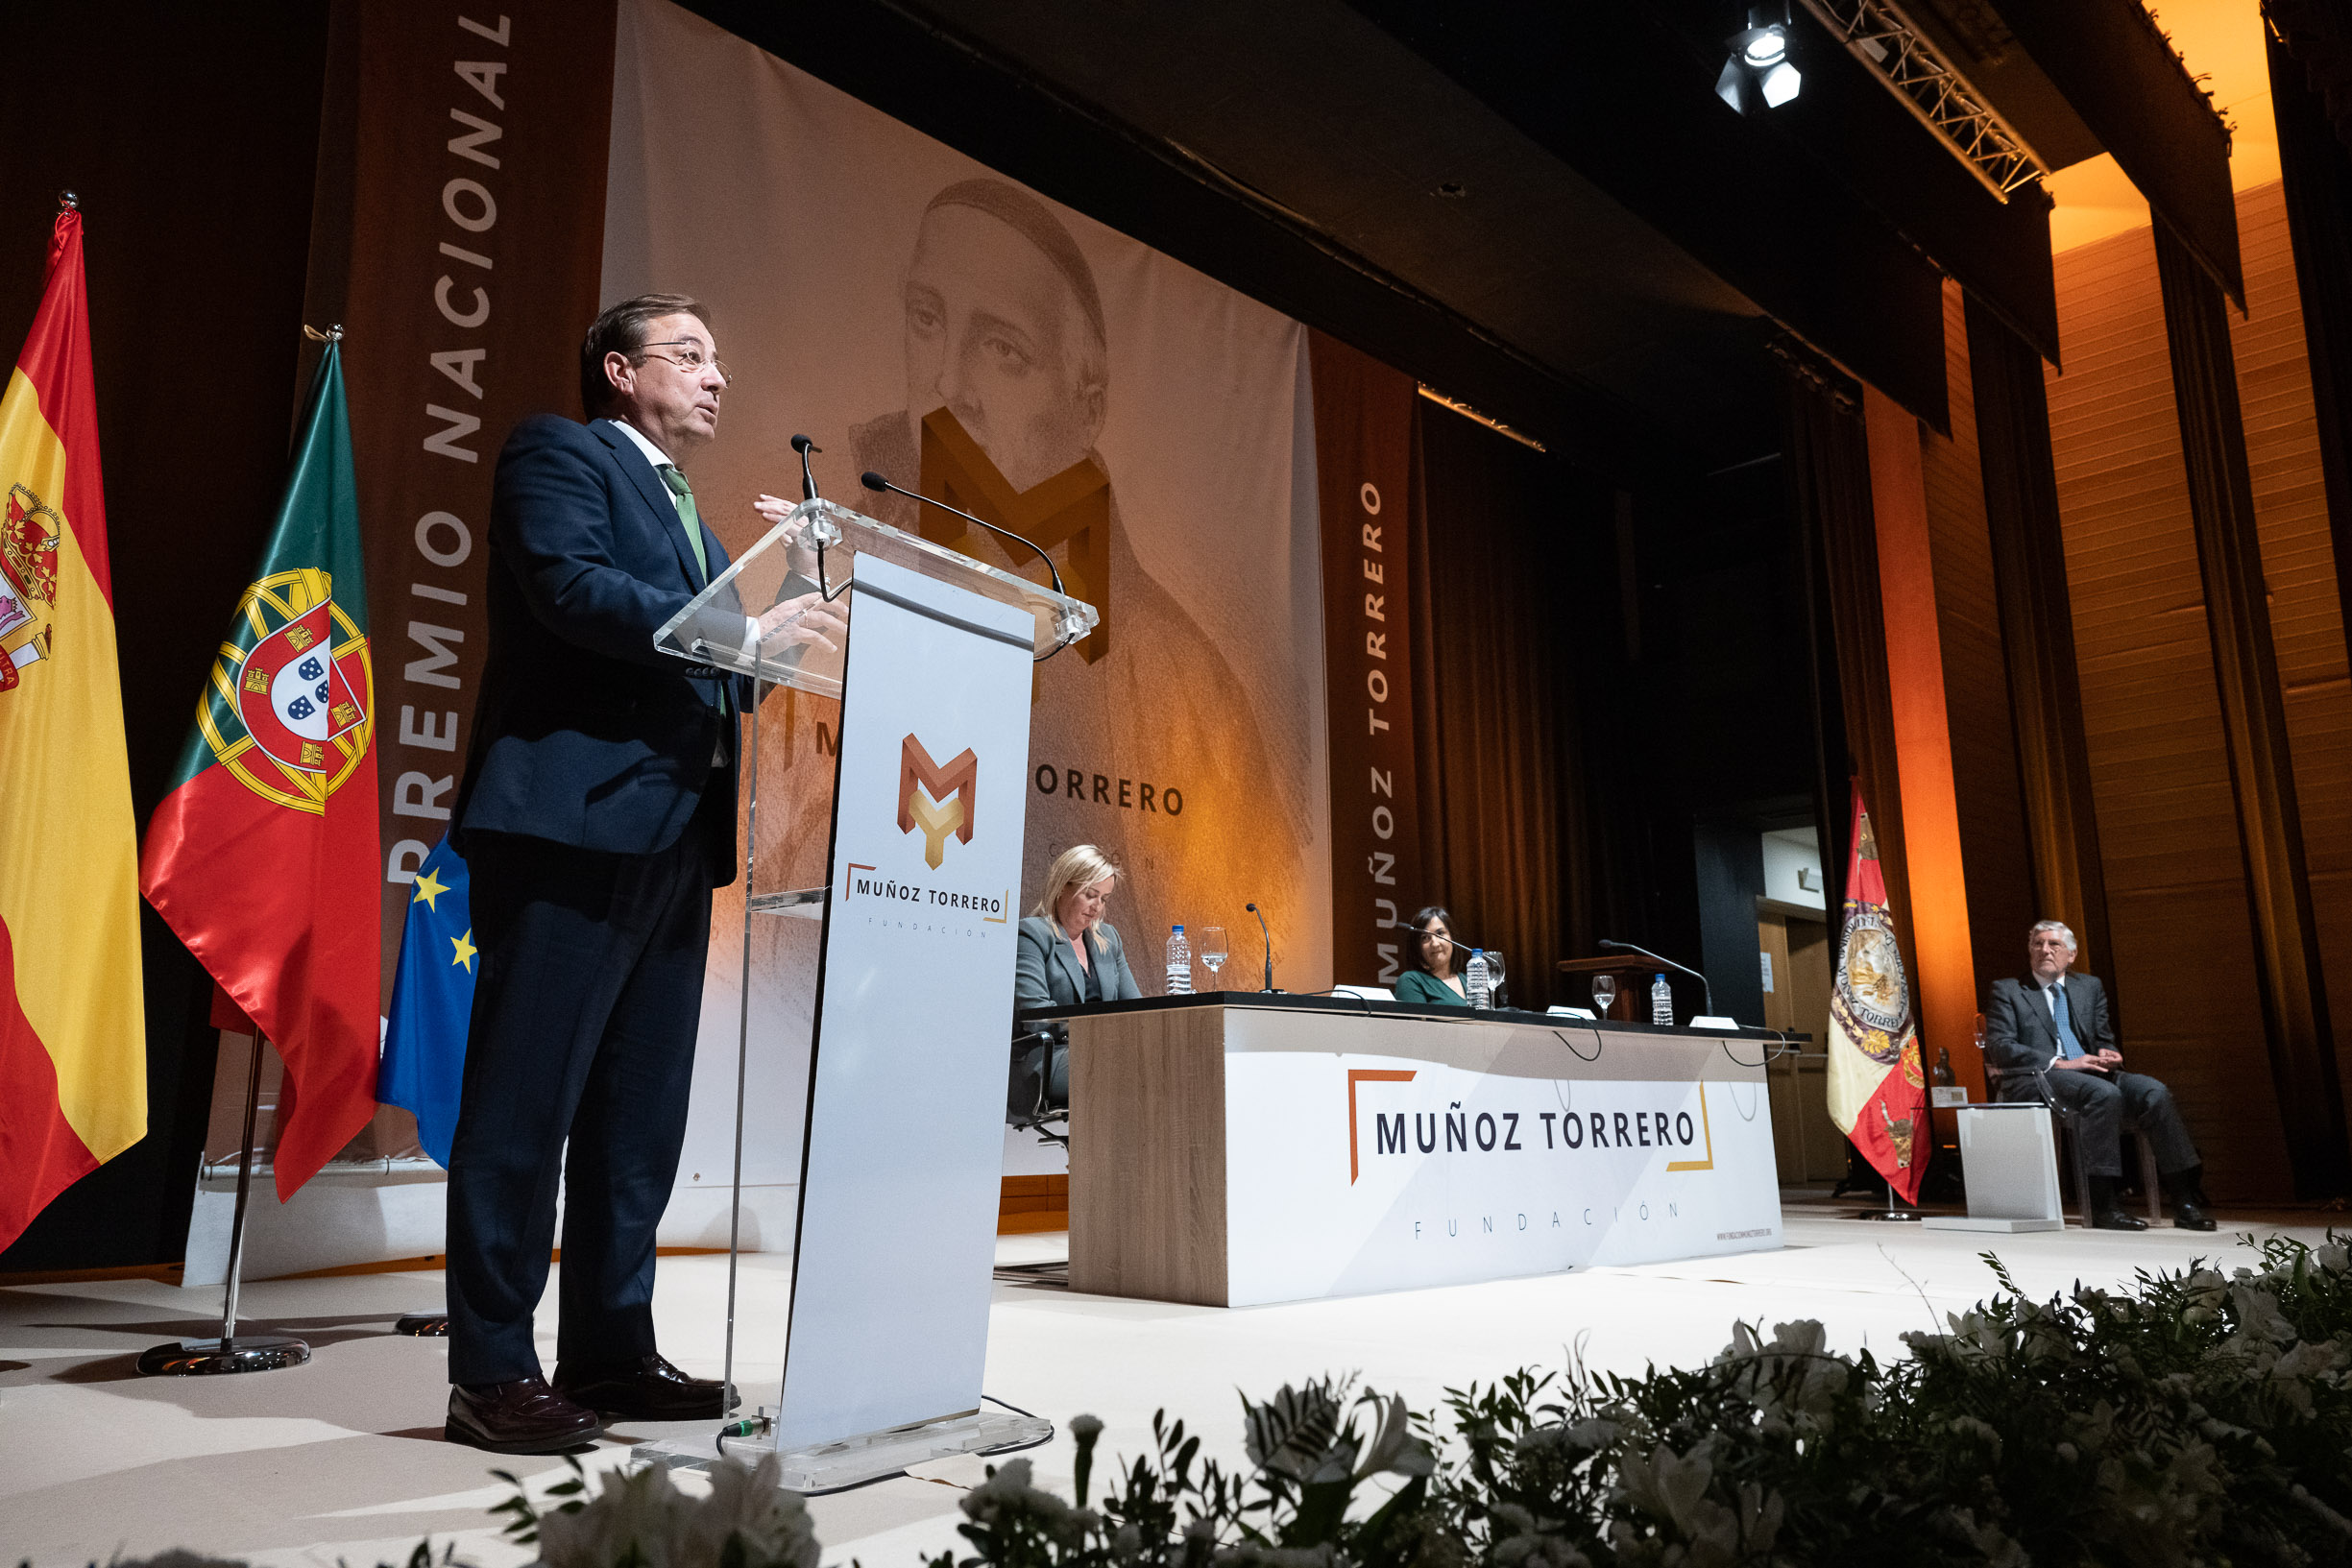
[
  {"xmin": 1407, "ymin": 403, "xmax": 1619, "ymax": 1010},
  {"xmin": 1782, "ymin": 357, "xmax": 1917, "ymax": 971},
  {"xmin": 0, "ymin": 3, "xmax": 330, "ymax": 1270}
]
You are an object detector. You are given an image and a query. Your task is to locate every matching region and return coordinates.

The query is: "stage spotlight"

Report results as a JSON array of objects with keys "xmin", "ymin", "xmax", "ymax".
[{"xmin": 1716, "ymin": 5, "xmax": 1802, "ymax": 113}]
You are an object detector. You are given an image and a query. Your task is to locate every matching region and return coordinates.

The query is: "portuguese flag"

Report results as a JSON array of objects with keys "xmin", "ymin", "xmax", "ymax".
[
  {"xmin": 0, "ymin": 204, "xmax": 147, "ymax": 1253},
  {"xmin": 1826, "ymin": 783, "xmax": 1929, "ymax": 1203},
  {"xmin": 140, "ymin": 332, "xmax": 380, "ymax": 1201}
]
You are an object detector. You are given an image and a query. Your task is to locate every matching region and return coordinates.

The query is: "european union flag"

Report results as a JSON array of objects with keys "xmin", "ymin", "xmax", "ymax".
[{"xmin": 379, "ymin": 835, "xmax": 475, "ymax": 1167}]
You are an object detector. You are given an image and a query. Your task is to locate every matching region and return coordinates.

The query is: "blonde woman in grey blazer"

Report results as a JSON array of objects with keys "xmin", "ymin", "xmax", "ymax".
[{"xmin": 1015, "ymin": 844, "xmax": 1144, "ymax": 1010}]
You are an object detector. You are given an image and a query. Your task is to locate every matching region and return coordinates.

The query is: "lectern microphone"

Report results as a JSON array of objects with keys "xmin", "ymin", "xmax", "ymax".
[
  {"xmin": 791, "ymin": 433, "xmax": 822, "ymax": 501},
  {"xmin": 1597, "ymin": 938, "xmax": 1714, "ymax": 1021},
  {"xmin": 859, "ymin": 470, "xmax": 1064, "ymax": 598},
  {"xmin": 1247, "ymin": 902, "xmax": 1279, "ymax": 992}
]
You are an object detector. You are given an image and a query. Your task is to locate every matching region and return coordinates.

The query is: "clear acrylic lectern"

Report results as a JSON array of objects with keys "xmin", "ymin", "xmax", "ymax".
[{"xmin": 636, "ymin": 497, "xmax": 1095, "ymax": 1490}]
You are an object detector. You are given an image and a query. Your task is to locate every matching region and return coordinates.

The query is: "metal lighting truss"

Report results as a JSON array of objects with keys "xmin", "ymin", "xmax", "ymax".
[{"xmin": 1795, "ymin": 0, "xmax": 2049, "ymax": 202}]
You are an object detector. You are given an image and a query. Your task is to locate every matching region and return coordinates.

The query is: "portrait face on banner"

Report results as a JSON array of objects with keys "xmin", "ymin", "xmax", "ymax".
[
  {"xmin": 602, "ymin": 0, "xmax": 1332, "ymax": 1208},
  {"xmin": 898, "ymin": 191, "xmax": 1108, "ymax": 493}
]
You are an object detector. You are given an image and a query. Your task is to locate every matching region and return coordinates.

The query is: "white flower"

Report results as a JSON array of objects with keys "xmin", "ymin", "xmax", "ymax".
[
  {"xmin": 683, "ymin": 1455, "xmax": 820, "ymax": 1568},
  {"xmin": 536, "ymin": 1463, "xmax": 697, "ymax": 1568},
  {"xmin": 1354, "ymin": 1391, "xmax": 1437, "ymax": 1480}
]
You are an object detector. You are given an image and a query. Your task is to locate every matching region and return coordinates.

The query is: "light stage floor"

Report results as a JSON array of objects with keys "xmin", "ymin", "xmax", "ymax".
[{"xmin": 2, "ymin": 1198, "xmax": 2337, "ymax": 1567}]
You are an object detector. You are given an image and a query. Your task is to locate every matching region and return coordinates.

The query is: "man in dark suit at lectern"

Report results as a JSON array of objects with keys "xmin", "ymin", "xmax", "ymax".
[
  {"xmin": 1983, "ymin": 920, "xmax": 2214, "ymax": 1233},
  {"xmin": 441, "ymin": 294, "xmax": 843, "ymax": 1454}
]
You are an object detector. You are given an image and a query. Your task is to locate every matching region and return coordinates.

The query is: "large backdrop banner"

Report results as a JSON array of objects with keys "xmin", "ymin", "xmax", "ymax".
[{"xmin": 602, "ymin": 0, "xmax": 1336, "ymax": 1238}]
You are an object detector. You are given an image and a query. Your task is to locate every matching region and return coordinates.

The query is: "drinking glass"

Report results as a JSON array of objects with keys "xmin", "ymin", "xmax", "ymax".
[
  {"xmin": 1591, "ymin": 974, "xmax": 1617, "ymax": 1018},
  {"xmin": 1483, "ymin": 950, "xmax": 1506, "ymax": 1007},
  {"xmin": 1199, "ymin": 926, "xmax": 1229, "ymax": 990}
]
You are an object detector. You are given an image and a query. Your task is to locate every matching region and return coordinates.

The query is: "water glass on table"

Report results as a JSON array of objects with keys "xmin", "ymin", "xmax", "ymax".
[
  {"xmin": 1591, "ymin": 974, "xmax": 1617, "ymax": 1019},
  {"xmin": 1198, "ymin": 926, "xmax": 1228, "ymax": 990}
]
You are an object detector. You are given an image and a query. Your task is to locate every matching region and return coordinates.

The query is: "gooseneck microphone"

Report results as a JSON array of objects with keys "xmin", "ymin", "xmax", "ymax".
[
  {"xmin": 860, "ymin": 470, "xmax": 1064, "ymax": 598},
  {"xmin": 1392, "ymin": 918, "xmax": 1476, "ymax": 953},
  {"xmin": 790, "ymin": 433, "xmax": 822, "ymax": 501},
  {"xmin": 1598, "ymin": 939, "xmax": 1714, "ymax": 1021},
  {"xmin": 1247, "ymin": 902, "xmax": 1277, "ymax": 992}
]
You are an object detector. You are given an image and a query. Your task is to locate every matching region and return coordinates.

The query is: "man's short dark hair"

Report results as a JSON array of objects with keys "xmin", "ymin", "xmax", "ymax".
[{"xmin": 579, "ymin": 293, "xmax": 713, "ymax": 417}]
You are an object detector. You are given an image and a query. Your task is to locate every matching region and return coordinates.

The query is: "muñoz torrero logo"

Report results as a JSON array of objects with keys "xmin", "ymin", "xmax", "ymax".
[
  {"xmin": 199, "ymin": 567, "xmax": 373, "ymax": 813},
  {"xmin": 899, "ymin": 734, "xmax": 978, "ymax": 868}
]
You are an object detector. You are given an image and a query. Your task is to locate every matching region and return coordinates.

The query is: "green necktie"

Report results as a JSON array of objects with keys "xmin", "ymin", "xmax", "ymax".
[
  {"xmin": 658, "ymin": 465, "xmax": 712, "ymax": 585},
  {"xmin": 658, "ymin": 464, "xmax": 729, "ymax": 719}
]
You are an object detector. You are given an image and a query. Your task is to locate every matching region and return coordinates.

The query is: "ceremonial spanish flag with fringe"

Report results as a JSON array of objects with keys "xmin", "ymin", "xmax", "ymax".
[
  {"xmin": 0, "ymin": 205, "xmax": 147, "ymax": 1253},
  {"xmin": 1826, "ymin": 783, "xmax": 1929, "ymax": 1203},
  {"xmin": 141, "ymin": 332, "xmax": 380, "ymax": 1201}
]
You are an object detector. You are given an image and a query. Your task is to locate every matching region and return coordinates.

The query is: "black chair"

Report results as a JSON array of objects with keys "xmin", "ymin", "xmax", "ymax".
[
  {"xmin": 1983, "ymin": 1062, "xmax": 2162, "ymax": 1224},
  {"xmin": 1007, "ymin": 1022, "xmax": 1069, "ymax": 1149}
]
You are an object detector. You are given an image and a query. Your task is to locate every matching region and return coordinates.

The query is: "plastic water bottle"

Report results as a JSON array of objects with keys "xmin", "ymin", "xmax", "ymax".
[
  {"xmin": 1467, "ymin": 949, "xmax": 1492, "ymax": 1010},
  {"xmin": 1650, "ymin": 973, "xmax": 1673, "ymax": 1026},
  {"xmin": 1165, "ymin": 925, "xmax": 1193, "ymax": 995}
]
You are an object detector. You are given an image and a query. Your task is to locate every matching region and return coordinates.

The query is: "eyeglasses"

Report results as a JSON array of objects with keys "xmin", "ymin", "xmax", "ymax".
[{"xmin": 638, "ymin": 340, "xmax": 734, "ymax": 386}]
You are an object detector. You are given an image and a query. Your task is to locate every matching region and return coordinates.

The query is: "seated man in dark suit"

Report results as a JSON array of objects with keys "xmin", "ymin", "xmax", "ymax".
[{"xmin": 1983, "ymin": 920, "xmax": 2214, "ymax": 1231}]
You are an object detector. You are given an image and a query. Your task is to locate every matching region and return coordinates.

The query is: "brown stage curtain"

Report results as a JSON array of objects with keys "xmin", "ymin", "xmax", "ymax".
[
  {"xmin": 1779, "ymin": 347, "xmax": 1919, "ymax": 972},
  {"xmin": 1406, "ymin": 404, "xmax": 1596, "ymax": 1010}
]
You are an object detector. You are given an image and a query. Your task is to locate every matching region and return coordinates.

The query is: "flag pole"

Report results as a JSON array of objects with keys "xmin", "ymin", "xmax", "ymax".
[{"xmin": 138, "ymin": 1032, "xmax": 312, "ymax": 1375}]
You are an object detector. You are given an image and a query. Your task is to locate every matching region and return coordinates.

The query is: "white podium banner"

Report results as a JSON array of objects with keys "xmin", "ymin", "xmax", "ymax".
[
  {"xmin": 1222, "ymin": 1017, "xmax": 1782, "ymax": 1307},
  {"xmin": 777, "ymin": 554, "xmax": 1034, "ymax": 1448}
]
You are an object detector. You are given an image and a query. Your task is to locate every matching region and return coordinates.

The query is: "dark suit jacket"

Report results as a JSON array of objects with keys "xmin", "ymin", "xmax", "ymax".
[
  {"xmin": 1983, "ymin": 970, "xmax": 2120, "ymax": 1096},
  {"xmin": 453, "ymin": 416, "xmax": 748, "ymax": 882},
  {"xmin": 1014, "ymin": 914, "xmax": 1143, "ymax": 1009}
]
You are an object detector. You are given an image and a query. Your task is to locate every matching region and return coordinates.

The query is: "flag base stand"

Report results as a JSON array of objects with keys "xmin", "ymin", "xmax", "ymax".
[
  {"xmin": 1851, "ymin": 1187, "xmax": 1923, "ymax": 1221},
  {"xmin": 394, "ymin": 1314, "xmax": 449, "ymax": 1337},
  {"xmin": 139, "ymin": 1032, "xmax": 310, "ymax": 1378},
  {"xmin": 135, "ymin": 1335, "xmax": 310, "ymax": 1376}
]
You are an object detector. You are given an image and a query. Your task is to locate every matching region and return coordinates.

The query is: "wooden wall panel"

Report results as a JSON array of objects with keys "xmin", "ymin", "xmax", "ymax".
[
  {"xmin": 1865, "ymin": 383, "xmax": 1981, "ymax": 1089},
  {"xmin": 1922, "ymin": 280, "xmax": 2040, "ymax": 1046},
  {"xmin": 2230, "ymin": 181, "xmax": 2352, "ymax": 1147},
  {"xmin": 2046, "ymin": 222, "xmax": 2291, "ymax": 1201}
]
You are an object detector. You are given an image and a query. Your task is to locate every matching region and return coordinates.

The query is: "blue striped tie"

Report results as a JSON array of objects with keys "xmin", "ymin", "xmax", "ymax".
[{"xmin": 2050, "ymin": 982, "xmax": 2085, "ymax": 1059}]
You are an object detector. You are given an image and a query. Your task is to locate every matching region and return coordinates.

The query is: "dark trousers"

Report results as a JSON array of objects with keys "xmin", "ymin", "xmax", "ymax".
[
  {"xmin": 2035, "ymin": 1068, "xmax": 2200, "ymax": 1180},
  {"xmin": 445, "ymin": 816, "xmax": 715, "ymax": 1386}
]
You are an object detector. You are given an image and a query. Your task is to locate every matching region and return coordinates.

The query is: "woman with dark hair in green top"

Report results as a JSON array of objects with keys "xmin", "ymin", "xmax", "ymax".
[{"xmin": 1392, "ymin": 905, "xmax": 1471, "ymax": 1007}]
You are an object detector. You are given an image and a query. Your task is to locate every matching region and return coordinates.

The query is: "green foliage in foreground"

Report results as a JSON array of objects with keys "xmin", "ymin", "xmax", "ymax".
[
  {"xmin": 924, "ymin": 1234, "xmax": 2352, "ymax": 1568},
  {"xmin": 67, "ymin": 1235, "xmax": 2352, "ymax": 1568}
]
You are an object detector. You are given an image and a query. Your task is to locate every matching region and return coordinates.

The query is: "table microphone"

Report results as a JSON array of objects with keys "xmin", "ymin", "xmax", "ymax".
[
  {"xmin": 860, "ymin": 470, "xmax": 1064, "ymax": 597},
  {"xmin": 1597, "ymin": 938, "xmax": 1713, "ymax": 1020},
  {"xmin": 791, "ymin": 433, "xmax": 822, "ymax": 501},
  {"xmin": 1390, "ymin": 918, "xmax": 1474, "ymax": 953},
  {"xmin": 1247, "ymin": 902, "xmax": 1278, "ymax": 992}
]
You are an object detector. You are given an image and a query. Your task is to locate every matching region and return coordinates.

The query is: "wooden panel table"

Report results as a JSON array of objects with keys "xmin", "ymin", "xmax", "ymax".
[{"xmin": 1026, "ymin": 993, "xmax": 1785, "ymax": 1307}]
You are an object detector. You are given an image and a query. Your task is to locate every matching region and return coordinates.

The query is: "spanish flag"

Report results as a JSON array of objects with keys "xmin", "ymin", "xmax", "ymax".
[
  {"xmin": 140, "ymin": 334, "xmax": 380, "ymax": 1201},
  {"xmin": 0, "ymin": 204, "xmax": 147, "ymax": 1252}
]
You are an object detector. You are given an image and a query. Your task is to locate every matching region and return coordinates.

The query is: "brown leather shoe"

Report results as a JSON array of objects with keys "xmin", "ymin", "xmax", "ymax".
[
  {"xmin": 553, "ymin": 1353, "xmax": 736, "ymax": 1420},
  {"xmin": 445, "ymin": 1376, "xmax": 603, "ymax": 1454}
]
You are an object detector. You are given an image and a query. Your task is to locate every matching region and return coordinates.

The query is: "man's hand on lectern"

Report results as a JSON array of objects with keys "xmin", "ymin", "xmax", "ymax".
[
  {"xmin": 757, "ymin": 590, "xmax": 847, "ymax": 651},
  {"xmin": 753, "ymin": 492, "xmax": 823, "ymax": 580}
]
